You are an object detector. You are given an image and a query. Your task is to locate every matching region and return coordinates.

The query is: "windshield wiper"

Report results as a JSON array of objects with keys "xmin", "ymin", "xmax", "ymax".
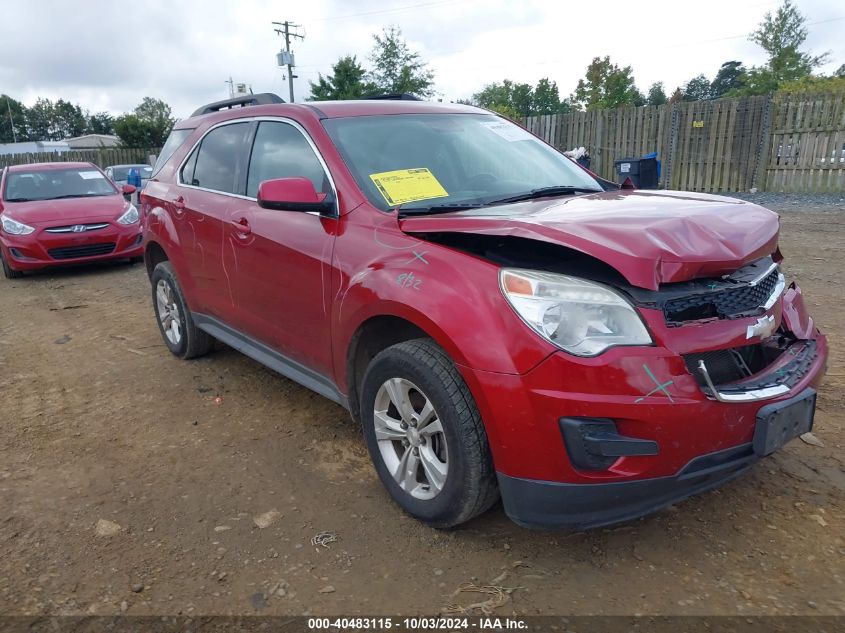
[
  {"xmin": 399, "ymin": 202, "xmax": 485, "ymax": 216},
  {"xmin": 3, "ymin": 197, "xmax": 33, "ymax": 202},
  {"xmin": 46, "ymin": 194, "xmax": 109, "ymax": 200},
  {"xmin": 486, "ymin": 185, "xmax": 602, "ymax": 206}
]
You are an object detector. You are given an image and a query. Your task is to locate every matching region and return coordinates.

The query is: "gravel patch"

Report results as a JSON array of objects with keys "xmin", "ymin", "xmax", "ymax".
[{"xmin": 725, "ymin": 191, "xmax": 845, "ymax": 212}]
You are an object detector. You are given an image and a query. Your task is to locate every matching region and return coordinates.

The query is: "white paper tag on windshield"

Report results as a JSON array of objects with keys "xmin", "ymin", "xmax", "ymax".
[
  {"xmin": 79, "ymin": 170, "xmax": 104, "ymax": 180},
  {"xmin": 480, "ymin": 120, "xmax": 535, "ymax": 142}
]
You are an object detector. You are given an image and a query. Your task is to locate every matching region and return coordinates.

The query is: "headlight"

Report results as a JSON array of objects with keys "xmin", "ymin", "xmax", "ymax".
[
  {"xmin": 500, "ymin": 269, "xmax": 652, "ymax": 356},
  {"xmin": 117, "ymin": 204, "xmax": 139, "ymax": 225},
  {"xmin": 0, "ymin": 213, "xmax": 35, "ymax": 235}
]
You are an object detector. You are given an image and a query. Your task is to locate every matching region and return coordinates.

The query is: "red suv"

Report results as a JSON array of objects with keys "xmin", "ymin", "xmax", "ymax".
[
  {"xmin": 140, "ymin": 93, "xmax": 827, "ymax": 529},
  {"xmin": 0, "ymin": 162, "xmax": 142, "ymax": 278}
]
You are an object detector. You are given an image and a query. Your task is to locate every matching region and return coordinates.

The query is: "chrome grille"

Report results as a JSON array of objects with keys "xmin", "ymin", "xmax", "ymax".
[{"xmin": 44, "ymin": 223, "xmax": 110, "ymax": 234}]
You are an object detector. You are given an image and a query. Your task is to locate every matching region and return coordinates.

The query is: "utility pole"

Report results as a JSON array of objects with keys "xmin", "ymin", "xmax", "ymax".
[
  {"xmin": 6, "ymin": 98, "xmax": 16, "ymax": 143},
  {"xmin": 272, "ymin": 21, "xmax": 304, "ymax": 103}
]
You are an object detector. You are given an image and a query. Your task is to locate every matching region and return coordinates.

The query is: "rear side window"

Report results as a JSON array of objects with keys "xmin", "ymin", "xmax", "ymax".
[
  {"xmin": 151, "ymin": 128, "xmax": 194, "ymax": 176},
  {"xmin": 246, "ymin": 121, "xmax": 329, "ymax": 198},
  {"xmin": 187, "ymin": 123, "xmax": 250, "ymax": 194}
]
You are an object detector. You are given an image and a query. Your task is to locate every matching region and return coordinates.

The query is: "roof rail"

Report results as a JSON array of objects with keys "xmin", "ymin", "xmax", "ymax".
[
  {"xmin": 190, "ymin": 93, "xmax": 285, "ymax": 117},
  {"xmin": 364, "ymin": 93, "xmax": 423, "ymax": 101}
]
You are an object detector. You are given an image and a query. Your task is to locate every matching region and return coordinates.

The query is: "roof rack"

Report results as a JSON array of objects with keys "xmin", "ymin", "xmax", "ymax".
[
  {"xmin": 190, "ymin": 93, "xmax": 285, "ymax": 117},
  {"xmin": 364, "ymin": 93, "xmax": 423, "ymax": 101}
]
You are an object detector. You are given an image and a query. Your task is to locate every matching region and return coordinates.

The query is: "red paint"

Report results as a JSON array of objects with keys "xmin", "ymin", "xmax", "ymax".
[
  {"xmin": 399, "ymin": 190, "xmax": 780, "ymax": 290},
  {"xmin": 0, "ymin": 162, "xmax": 143, "ymax": 272},
  {"xmin": 141, "ymin": 101, "xmax": 827, "ymax": 490},
  {"xmin": 257, "ymin": 177, "xmax": 324, "ymax": 206}
]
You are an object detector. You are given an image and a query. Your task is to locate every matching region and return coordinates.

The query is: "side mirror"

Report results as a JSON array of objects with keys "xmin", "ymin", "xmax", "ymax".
[
  {"xmin": 122, "ymin": 184, "xmax": 137, "ymax": 194},
  {"xmin": 257, "ymin": 177, "xmax": 334, "ymax": 213}
]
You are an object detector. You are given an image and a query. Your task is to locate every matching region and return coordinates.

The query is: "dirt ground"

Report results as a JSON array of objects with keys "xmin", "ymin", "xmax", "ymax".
[{"xmin": 0, "ymin": 203, "xmax": 843, "ymax": 617}]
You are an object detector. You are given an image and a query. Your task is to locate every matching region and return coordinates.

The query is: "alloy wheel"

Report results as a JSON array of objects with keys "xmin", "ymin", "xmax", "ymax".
[
  {"xmin": 155, "ymin": 279, "xmax": 182, "ymax": 345},
  {"xmin": 373, "ymin": 377, "xmax": 449, "ymax": 500}
]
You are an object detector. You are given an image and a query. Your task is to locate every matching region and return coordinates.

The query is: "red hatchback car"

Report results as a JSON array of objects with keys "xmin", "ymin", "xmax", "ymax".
[
  {"xmin": 140, "ymin": 94, "xmax": 827, "ymax": 529},
  {"xmin": 0, "ymin": 162, "xmax": 143, "ymax": 278}
]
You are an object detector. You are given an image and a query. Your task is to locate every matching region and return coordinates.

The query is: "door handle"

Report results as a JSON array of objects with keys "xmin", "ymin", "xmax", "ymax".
[
  {"xmin": 172, "ymin": 196, "xmax": 185, "ymax": 210},
  {"xmin": 231, "ymin": 218, "xmax": 251, "ymax": 237}
]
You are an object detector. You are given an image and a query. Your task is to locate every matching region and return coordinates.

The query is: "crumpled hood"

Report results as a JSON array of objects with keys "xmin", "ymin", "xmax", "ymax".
[
  {"xmin": 2, "ymin": 194, "xmax": 129, "ymax": 225},
  {"xmin": 399, "ymin": 190, "xmax": 780, "ymax": 290}
]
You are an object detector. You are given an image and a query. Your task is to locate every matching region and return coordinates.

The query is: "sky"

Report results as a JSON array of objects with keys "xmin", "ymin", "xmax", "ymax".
[{"xmin": 0, "ymin": 0, "xmax": 842, "ymax": 120}]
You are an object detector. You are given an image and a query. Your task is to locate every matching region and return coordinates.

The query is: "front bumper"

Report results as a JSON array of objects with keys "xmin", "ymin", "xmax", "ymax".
[
  {"xmin": 460, "ymin": 283, "xmax": 827, "ymax": 529},
  {"xmin": 498, "ymin": 441, "xmax": 757, "ymax": 530},
  {"xmin": 1, "ymin": 223, "xmax": 143, "ymax": 271}
]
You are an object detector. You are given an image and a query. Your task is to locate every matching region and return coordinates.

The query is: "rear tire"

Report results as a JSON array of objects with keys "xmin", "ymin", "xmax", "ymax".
[
  {"xmin": 151, "ymin": 261, "xmax": 213, "ymax": 359},
  {"xmin": 360, "ymin": 338, "xmax": 499, "ymax": 528},
  {"xmin": 1, "ymin": 251, "xmax": 23, "ymax": 279}
]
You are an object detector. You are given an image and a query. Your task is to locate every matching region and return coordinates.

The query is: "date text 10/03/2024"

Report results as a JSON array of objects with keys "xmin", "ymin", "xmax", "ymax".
[{"xmin": 307, "ymin": 617, "xmax": 529, "ymax": 630}]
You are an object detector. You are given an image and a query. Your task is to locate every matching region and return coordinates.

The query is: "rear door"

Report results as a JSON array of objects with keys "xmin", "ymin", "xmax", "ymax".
[
  {"xmin": 223, "ymin": 118, "xmax": 338, "ymax": 377},
  {"xmin": 174, "ymin": 121, "xmax": 251, "ymax": 318}
]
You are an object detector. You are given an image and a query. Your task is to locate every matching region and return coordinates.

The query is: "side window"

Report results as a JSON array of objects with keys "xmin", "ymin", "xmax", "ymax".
[
  {"xmin": 246, "ymin": 122, "xmax": 329, "ymax": 198},
  {"xmin": 189, "ymin": 123, "xmax": 250, "ymax": 194},
  {"xmin": 180, "ymin": 148, "xmax": 198, "ymax": 185}
]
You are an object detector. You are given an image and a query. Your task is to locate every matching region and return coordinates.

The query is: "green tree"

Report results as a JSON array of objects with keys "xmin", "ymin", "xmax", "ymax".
[
  {"xmin": 52, "ymin": 99, "xmax": 87, "ymax": 138},
  {"xmin": 368, "ymin": 26, "xmax": 435, "ymax": 98},
  {"xmin": 836, "ymin": 64, "xmax": 845, "ymax": 78},
  {"xmin": 710, "ymin": 61, "xmax": 746, "ymax": 98},
  {"xmin": 0, "ymin": 95, "xmax": 28, "ymax": 143},
  {"xmin": 531, "ymin": 78, "xmax": 561, "ymax": 115},
  {"xmin": 778, "ymin": 75, "xmax": 845, "ymax": 94},
  {"xmin": 86, "ymin": 112, "xmax": 114, "ymax": 135},
  {"xmin": 646, "ymin": 82, "xmax": 667, "ymax": 106},
  {"xmin": 682, "ymin": 74, "xmax": 712, "ymax": 101},
  {"xmin": 113, "ymin": 97, "xmax": 174, "ymax": 148},
  {"xmin": 734, "ymin": 0, "xmax": 829, "ymax": 95},
  {"xmin": 309, "ymin": 55, "xmax": 375, "ymax": 100},
  {"xmin": 25, "ymin": 98, "xmax": 55, "ymax": 141},
  {"xmin": 571, "ymin": 56, "xmax": 641, "ymax": 110}
]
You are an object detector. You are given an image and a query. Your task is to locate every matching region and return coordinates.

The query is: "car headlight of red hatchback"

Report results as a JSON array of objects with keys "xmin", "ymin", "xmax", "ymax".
[
  {"xmin": 116, "ymin": 204, "xmax": 140, "ymax": 225},
  {"xmin": 500, "ymin": 268, "xmax": 653, "ymax": 357},
  {"xmin": 0, "ymin": 213, "xmax": 35, "ymax": 235}
]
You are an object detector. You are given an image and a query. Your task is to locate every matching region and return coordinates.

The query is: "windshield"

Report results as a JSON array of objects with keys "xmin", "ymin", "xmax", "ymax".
[
  {"xmin": 112, "ymin": 165, "xmax": 153, "ymax": 181},
  {"xmin": 323, "ymin": 113, "xmax": 601, "ymax": 212},
  {"xmin": 3, "ymin": 167, "xmax": 117, "ymax": 202}
]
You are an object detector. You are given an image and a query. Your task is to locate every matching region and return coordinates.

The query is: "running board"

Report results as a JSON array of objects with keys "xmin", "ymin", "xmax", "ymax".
[{"xmin": 193, "ymin": 314, "xmax": 348, "ymax": 409}]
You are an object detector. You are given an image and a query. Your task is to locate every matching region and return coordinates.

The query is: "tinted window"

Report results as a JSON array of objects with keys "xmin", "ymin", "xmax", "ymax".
[
  {"xmin": 246, "ymin": 122, "xmax": 328, "ymax": 198},
  {"xmin": 152, "ymin": 128, "xmax": 194, "ymax": 176},
  {"xmin": 190, "ymin": 123, "xmax": 249, "ymax": 194},
  {"xmin": 3, "ymin": 167, "xmax": 117, "ymax": 202},
  {"xmin": 180, "ymin": 148, "xmax": 199, "ymax": 185}
]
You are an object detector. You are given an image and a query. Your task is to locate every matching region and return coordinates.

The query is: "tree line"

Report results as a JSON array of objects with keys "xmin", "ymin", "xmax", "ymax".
[
  {"xmin": 473, "ymin": 0, "xmax": 843, "ymax": 117},
  {"xmin": 309, "ymin": 0, "xmax": 843, "ymax": 118},
  {"xmin": 2, "ymin": 0, "xmax": 841, "ymax": 147},
  {"xmin": 0, "ymin": 95, "xmax": 175, "ymax": 148}
]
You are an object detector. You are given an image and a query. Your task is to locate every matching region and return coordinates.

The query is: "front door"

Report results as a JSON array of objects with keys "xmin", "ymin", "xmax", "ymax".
[{"xmin": 225, "ymin": 119, "xmax": 338, "ymax": 377}]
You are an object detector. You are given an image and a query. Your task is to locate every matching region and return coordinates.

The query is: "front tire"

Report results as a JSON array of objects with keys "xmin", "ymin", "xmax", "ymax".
[
  {"xmin": 1, "ymin": 251, "xmax": 23, "ymax": 279},
  {"xmin": 151, "ymin": 261, "xmax": 213, "ymax": 359},
  {"xmin": 360, "ymin": 339, "xmax": 499, "ymax": 528}
]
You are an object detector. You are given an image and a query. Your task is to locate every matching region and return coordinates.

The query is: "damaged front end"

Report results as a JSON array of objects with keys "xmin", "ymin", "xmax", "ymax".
[{"xmin": 624, "ymin": 255, "xmax": 825, "ymax": 404}]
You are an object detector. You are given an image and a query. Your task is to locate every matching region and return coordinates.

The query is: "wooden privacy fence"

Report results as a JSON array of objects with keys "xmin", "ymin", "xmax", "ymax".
[
  {"xmin": 0, "ymin": 147, "xmax": 157, "ymax": 170},
  {"xmin": 524, "ymin": 91, "xmax": 845, "ymax": 193}
]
